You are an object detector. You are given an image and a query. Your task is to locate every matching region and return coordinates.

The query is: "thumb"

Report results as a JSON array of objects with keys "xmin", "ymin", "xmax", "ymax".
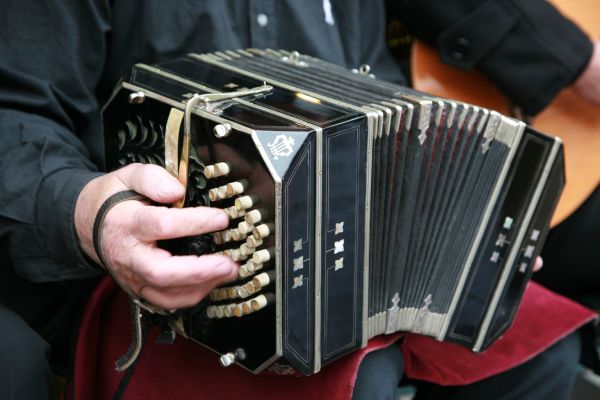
[{"xmin": 116, "ymin": 163, "xmax": 185, "ymax": 204}]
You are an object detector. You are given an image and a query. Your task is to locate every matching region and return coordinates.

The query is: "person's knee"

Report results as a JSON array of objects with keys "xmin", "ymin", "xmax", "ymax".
[
  {"xmin": 539, "ymin": 331, "xmax": 582, "ymax": 377},
  {"xmin": 510, "ymin": 331, "xmax": 582, "ymax": 400},
  {"xmin": 352, "ymin": 344, "xmax": 405, "ymax": 400},
  {"xmin": 0, "ymin": 306, "xmax": 53, "ymax": 398},
  {"xmin": 413, "ymin": 332, "xmax": 583, "ymax": 400}
]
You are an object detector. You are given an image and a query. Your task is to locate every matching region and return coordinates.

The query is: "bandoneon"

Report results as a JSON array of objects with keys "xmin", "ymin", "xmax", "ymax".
[{"xmin": 102, "ymin": 49, "xmax": 564, "ymax": 375}]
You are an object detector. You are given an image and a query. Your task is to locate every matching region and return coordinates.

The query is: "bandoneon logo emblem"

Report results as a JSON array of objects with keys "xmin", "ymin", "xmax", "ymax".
[{"xmin": 268, "ymin": 134, "xmax": 295, "ymax": 160}]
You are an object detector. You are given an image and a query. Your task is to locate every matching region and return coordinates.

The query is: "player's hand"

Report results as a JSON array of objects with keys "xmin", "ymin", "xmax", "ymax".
[
  {"xmin": 533, "ymin": 256, "xmax": 543, "ymax": 273},
  {"xmin": 74, "ymin": 163, "xmax": 238, "ymax": 310}
]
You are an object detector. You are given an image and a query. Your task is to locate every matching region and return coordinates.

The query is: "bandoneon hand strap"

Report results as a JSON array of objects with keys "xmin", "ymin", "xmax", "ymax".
[{"xmin": 92, "ymin": 190, "xmax": 173, "ymax": 374}]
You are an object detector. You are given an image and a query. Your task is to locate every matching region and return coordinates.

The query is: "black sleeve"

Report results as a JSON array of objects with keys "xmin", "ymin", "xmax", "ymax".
[
  {"xmin": 0, "ymin": 0, "xmax": 110, "ymax": 282},
  {"xmin": 390, "ymin": 0, "xmax": 593, "ymax": 115}
]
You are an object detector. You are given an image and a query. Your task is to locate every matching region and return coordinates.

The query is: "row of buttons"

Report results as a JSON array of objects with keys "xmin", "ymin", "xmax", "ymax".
[
  {"xmin": 490, "ymin": 216, "xmax": 542, "ymax": 274},
  {"xmin": 490, "ymin": 216, "xmax": 514, "ymax": 264},
  {"xmin": 519, "ymin": 228, "xmax": 541, "ymax": 273}
]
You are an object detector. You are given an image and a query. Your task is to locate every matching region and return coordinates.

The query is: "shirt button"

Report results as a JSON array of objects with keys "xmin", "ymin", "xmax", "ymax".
[
  {"xmin": 257, "ymin": 13, "xmax": 268, "ymax": 27},
  {"xmin": 452, "ymin": 37, "xmax": 470, "ymax": 61}
]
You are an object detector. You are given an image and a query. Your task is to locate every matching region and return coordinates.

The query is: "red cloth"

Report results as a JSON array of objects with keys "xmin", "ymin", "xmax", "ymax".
[
  {"xmin": 72, "ymin": 279, "xmax": 596, "ymax": 400},
  {"xmin": 401, "ymin": 282, "xmax": 597, "ymax": 385}
]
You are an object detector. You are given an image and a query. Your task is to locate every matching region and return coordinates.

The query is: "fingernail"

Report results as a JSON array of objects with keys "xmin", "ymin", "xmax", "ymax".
[
  {"xmin": 216, "ymin": 259, "xmax": 234, "ymax": 275},
  {"xmin": 213, "ymin": 209, "xmax": 229, "ymax": 226}
]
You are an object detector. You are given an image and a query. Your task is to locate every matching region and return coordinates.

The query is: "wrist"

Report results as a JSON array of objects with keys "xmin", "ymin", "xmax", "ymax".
[
  {"xmin": 36, "ymin": 168, "xmax": 105, "ymax": 276},
  {"xmin": 74, "ymin": 171, "xmax": 126, "ymax": 265}
]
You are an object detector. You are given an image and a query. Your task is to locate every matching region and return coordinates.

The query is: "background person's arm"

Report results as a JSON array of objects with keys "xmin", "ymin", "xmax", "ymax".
[{"xmin": 389, "ymin": 0, "xmax": 594, "ymax": 115}]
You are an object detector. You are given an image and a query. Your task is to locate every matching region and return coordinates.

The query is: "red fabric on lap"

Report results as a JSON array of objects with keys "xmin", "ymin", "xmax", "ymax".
[
  {"xmin": 72, "ymin": 279, "xmax": 595, "ymax": 399},
  {"xmin": 401, "ymin": 282, "xmax": 597, "ymax": 386},
  {"xmin": 72, "ymin": 278, "xmax": 400, "ymax": 400}
]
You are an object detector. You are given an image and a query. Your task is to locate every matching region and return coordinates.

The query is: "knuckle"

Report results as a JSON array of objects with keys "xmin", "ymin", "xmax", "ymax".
[
  {"xmin": 141, "ymin": 164, "xmax": 170, "ymax": 189},
  {"xmin": 117, "ymin": 163, "xmax": 142, "ymax": 183},
  {"xmin": 130, "ymin": 207, "xmax": 146, "ymax": 230},
  {"xmin": 133, "ymin": 256, "xmax": 164, "ymax": 286},
  {"xmin": 139, "ymin": 164, "xmax": 156, "ymax": 184},
  {"xmin": 129, "ymin": 162, "xmax": 145, "ymax": 172},
  {"xmin": 143, "ymin": 267, "xmax": 166, "ymax": 287},
  {"xmin": 154, "ymin": 214, "xmax": 175, "ymax": 237}
]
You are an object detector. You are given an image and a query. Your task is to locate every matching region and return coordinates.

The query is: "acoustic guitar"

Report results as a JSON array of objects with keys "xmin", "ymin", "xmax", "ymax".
[{"xmin": 411, "ymin": 0, "xmax": 600, "ymax": 227}]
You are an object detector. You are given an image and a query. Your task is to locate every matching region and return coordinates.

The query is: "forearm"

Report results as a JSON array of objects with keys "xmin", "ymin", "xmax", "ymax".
[
  {"xmin": 0, "ymin": 109, "xmax": 103, "ymax": 281},
  {"xmin": 0, "ymin": 0, "xmax": 113, "ymax": 281}
]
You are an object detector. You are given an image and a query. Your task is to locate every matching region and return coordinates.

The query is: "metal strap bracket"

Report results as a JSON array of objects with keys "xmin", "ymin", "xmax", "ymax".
[{"xmin": 183, "ymin": 83, "xmax": 273, "ymax": 114}]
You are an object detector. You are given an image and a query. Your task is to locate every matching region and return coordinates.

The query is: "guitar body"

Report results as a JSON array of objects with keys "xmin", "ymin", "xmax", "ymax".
[{"xmin": 411, "ymin": 0, "xmax": 600, "ymax": 227}]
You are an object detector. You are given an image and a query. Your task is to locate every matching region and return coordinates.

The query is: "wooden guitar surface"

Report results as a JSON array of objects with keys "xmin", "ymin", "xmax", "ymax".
[{"xmin": 411, "ymin": 0, "xmax": 600, "ymax": 227}]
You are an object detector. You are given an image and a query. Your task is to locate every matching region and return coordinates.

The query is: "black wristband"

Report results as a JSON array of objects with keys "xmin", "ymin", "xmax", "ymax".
[{"xmin": 92, "ymin": 190, "xmax": 167, "ymax": 315}]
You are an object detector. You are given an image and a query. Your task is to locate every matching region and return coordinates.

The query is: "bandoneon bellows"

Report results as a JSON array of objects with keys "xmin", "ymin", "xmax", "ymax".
[{"xmin": 102, "ymin": 49, "xmax": 564, "ymax": 375}]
